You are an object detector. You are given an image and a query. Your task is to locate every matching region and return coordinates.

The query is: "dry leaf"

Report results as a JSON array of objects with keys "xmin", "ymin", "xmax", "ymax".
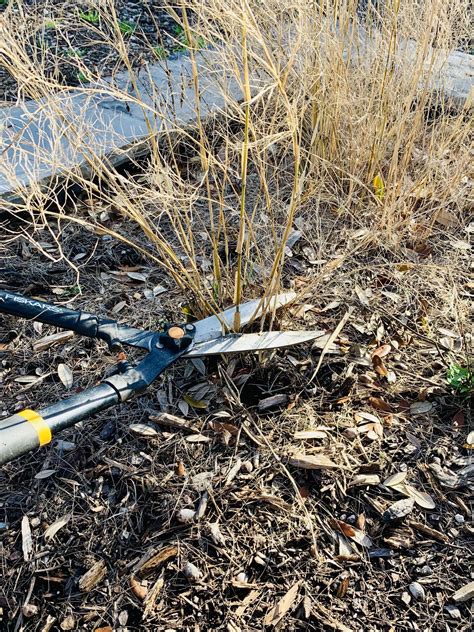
[
  {"xmin": 57, "ymin": 363, "xmax": 73, "ymax": 389},
  {"xmin": 334, "ymin": 520, "xmax": 355, "ymax": 538},
  {"xmin": 79, "ymin": 560, "xmax": 107, "ymax": 592},
  {"xmin": 383, "ymin": 498, "xmax": 415, "ymax": 522},
  {"xmin": 21, "ymin": 516, "xmax": 33, "ymax": 562},
  {"xmin": 177, "ymin": 508, "xmax": 196, "ymax": 523},
  {"xmin": 149, "ymin": 412, "xmax": 195, "ymax": 430},
  {"xmin": 186, "ymin": 434, "xmax": 211, "ymax": 443},
  {"xmin": 264, "ymin": 581, "xmax": 301, "ymax": 626},
  {"xmin": 371, "ymin": 344, "xmax": 391, "ymax": 359},
  {"xmin": 112, "ymin": 300, "xmax": 127, "ymax": 313},
  {"xmin": 289, "ymin": 454, "xmax": 340, "ymax": 470},
  {"xmin": 129, "ymin": 423, "xmax": 159, "ymax": 437},
  {"xmin": 333, "ymin": 520, "xmax": 373, "ymax": 548},
  {"xmin": 183, "ymin": 394, "xmax": 208, "ymax": 409},
  {"xmin": 372, "ymin": 355, "xmax": 388, "ymax": 377},
  {"xmin": 176, "ymin": 461, "xmax": 186, "ymax": 476},
  {"xmin": 44, "ymin": 513, "xmax": 71, "ymax": 541},
  {"xmin": 34, "ymin": 469, "xmax": 56, "ymax": 480},
  {"xmin": 294, "ymin": 430, "xmax": 328, "ymax": 440},
  {"xmin": 354, "ymin": 411, "xmax": 380, "ymax": 424},
  {"xmin": 130, "ymin": 575, "xmax": 148, "ymax": 600},
  {"xmin": 60, "ymin": 615, "xmax": 75, "ymax": 630},
  {"xmin": 369, "ymin": 396, "xmax": 392, "ymax": 412},
  {"xmin": 33, "ymin": 330, "xmax": 74, "ymax": 352},
  {"xmin": 383, "ymin": 471, "xmax": 408, "ymax": 487},
  {"xmin": 403, "ymin": 484, "xmax": 436, "ymax": 509},
  {"xmin": 127, "ymin": 271, "xmax": 147, "ymax": 282},
  {"xmin": 434, "ymin": 209, "xmax": 458, "ymax": 227},
  {"xmin": 336, "ymin": 573, "xmax": 350, "ymax": 598},
  {"xmin": 409, "ymin": 401, "xmax": 433, "ymax": 415},
  {"xmin": 258, "ymin": 394, "xmax": 288, "ymax": 411},
  {"xmin": 209, "ymin": 522, "xmax": 226, "ymax": 546}
]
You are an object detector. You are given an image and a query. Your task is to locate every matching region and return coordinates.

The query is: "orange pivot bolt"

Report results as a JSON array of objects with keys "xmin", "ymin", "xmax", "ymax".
[{"xmin": 168, "ymin": 326, "xmax": 185, "ymax": 340}]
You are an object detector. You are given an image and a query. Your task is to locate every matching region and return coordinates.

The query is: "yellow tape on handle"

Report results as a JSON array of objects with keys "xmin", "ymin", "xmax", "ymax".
[{"xmin": 17, "ymin": 409, "xmax": 52, "ymax": 446}]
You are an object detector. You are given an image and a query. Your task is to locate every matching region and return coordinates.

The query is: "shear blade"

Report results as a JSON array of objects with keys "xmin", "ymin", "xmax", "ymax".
[
  {"xmin": 193, "ymin": 292, "xmax": 296, "ymax": 344},
  {"xmin": 184, "ymin": 330, "xmax": 321, "ymax": 357}
]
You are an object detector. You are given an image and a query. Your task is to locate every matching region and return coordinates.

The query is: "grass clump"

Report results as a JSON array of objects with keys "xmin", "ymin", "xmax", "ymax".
[{"xmin": 0, "ymin": 0, "xmax": 472, "ymax": 322}]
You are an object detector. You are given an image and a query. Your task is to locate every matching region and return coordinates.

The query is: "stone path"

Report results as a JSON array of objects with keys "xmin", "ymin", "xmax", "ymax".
[
  {"xmin": 0, "ymin": 50, "xmax": 240, "ymax": 204},
  {"xmin": 0, "ymin": 41, "xmax": 472, "ymax": 204}
]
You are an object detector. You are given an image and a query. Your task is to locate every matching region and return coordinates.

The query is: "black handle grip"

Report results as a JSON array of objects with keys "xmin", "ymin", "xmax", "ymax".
[
  {"xmin": 0, "ymin": 290, "xmax": 121, "ymax": 347},
  {"xmin": 0, "ymin": 290, "xmax": 98, "ymax": 334}
]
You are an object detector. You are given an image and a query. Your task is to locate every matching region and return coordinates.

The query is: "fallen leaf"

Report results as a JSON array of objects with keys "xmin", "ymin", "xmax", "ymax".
[
  {"xmin": 264, "ymin": 581, "xmax": 301, "ymax": 626},
  {"xmin": 354, "ymin": 411, "xmax": 380, "ymax": 424},
  {"xmin": 332, "ymin": 519, "xmax": 373, "ymax": 548},
  {"xmin": 112, "ymin": 300, "xmax": 127, "ymax": 313},
  {"xmin": 369, "ymin": 396, "xmax": 392, "ymax": 412},
  {"xmin": 334, "ymin": 521, "xmax": 355, "ymax": 538},
  {"xmin": 127, "ymin": 271, "xmax": 147, "ymax": 282},
  {"xmin": 294, "ymin": 430, "xmax": 328, "ymax": 440},
  {"xmin": 336, "ymin": 573, "xmax": 350, "ymax": 598},
  {"xmin": 129, "ymin": 423, "xmax": 159, "ymax": 437},
  {"xmin": 451, "ymin": 240, "xmax": 470, "ymax": 250},
  {"xmin": 176, "ymin": 461, "xmax": 186, "ymax": 476},
  {"xmin": 60, "ymin": 615, "xmax": 75, "ymax": 630},
  {"xmin": 33, "ymin": 330, "xmax": 74, "ymax": 352},
  {"xmin": 383, "ymin": 471, "xmax": 408, "ymax": 487},
  {"xmin": 371, "ymin": 344, "xmax": 391, "ymax": 359},
  {"xmin": 289, "ymin": 454, "xmax": 340, "ymax": 470},
  {"xmin": 434, "ymin": 209, "xmax": 458, "ymax": 227},
  {"xmin": 149, "ymin": 412, "xmax": 195, "ymax": 430},
  {"xmin": 186, "ymin": 433, "xmax": 211, "ymax": 443},
  {"xmin": 209, "ymin": 522, "xmax": 226, "ymax": 546},
  {"xmin": 258, "ymin": 394, "xmax": 288, "ymax": 411},
  {"xmin": 403, "ymin": 484, "xmax": 436, "ymax": 509},
  {"xmin": 372, "ymin": 355, "xmax": 388, "ymax": 377},
  {"xmin": 44, "ymin": 513, "xmax": 71, "ymax": 541},
  {"xmin": 57, "ymin": 363, "xmax": 73, "ymax": 389},
  {"xmin": 143, "ymin": 576, "xmax": 165, "ymax": 616},
  {"xmin": 409, "ymin": 401, "xmax": 433, "ymax": 415},
  {"xmin": 176, "ymin": 508, "xmax": 196, "ymax": 524},
  {"xmin": 21, "ymin": 516, "xmax": 33, "ymax": 562},
  {"xmin": 383, "ymin": 498, "xmax": 415, "ymax": 522},
  {"xmin": 183, "ymin": 561, "xmax": 201, "ymax": 581},
  {"xmin": 34, "ymin": 469, "xmax": 56, "ymax": 480},
  {"xmin": 130, "ymin": 575, "xmax": 148, "ymax": 600},
  {"xmin": 183, "ymin": 394, "xmax": 208, "ymax": 409}
]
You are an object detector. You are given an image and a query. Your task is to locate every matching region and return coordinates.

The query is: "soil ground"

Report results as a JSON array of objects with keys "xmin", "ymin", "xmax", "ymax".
[
  {"xmin": 0, "ymin": 196, "xmax": 472, "ymax": 631},
  {"xmin": 0, "ymin": 0, "xmax": 186, "ymax": 102}
]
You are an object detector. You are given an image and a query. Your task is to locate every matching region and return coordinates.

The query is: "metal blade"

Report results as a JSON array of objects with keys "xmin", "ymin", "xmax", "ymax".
[
  {"xmin": 183, "ymin": 330, "xmax": 321, "ymax": 357},
  {"xmin": 193, "ymin": 292, "xmax": 296, "ymax": 344}
]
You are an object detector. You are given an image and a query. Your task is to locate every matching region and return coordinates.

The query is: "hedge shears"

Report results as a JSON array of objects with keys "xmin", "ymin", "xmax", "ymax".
[{"xmin": 0, "ymin": 290, "xmax": 319, "ymax": 465}]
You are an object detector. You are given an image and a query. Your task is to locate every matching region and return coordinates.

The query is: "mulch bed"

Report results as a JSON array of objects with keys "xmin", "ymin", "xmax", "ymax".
[
  {"xmin": 0, "ymin": 204, "xmax": 472, "ymax": 630},
  {"xmin": 0, "ymin": 0, "xmax": 187, "ymax": 102}
]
